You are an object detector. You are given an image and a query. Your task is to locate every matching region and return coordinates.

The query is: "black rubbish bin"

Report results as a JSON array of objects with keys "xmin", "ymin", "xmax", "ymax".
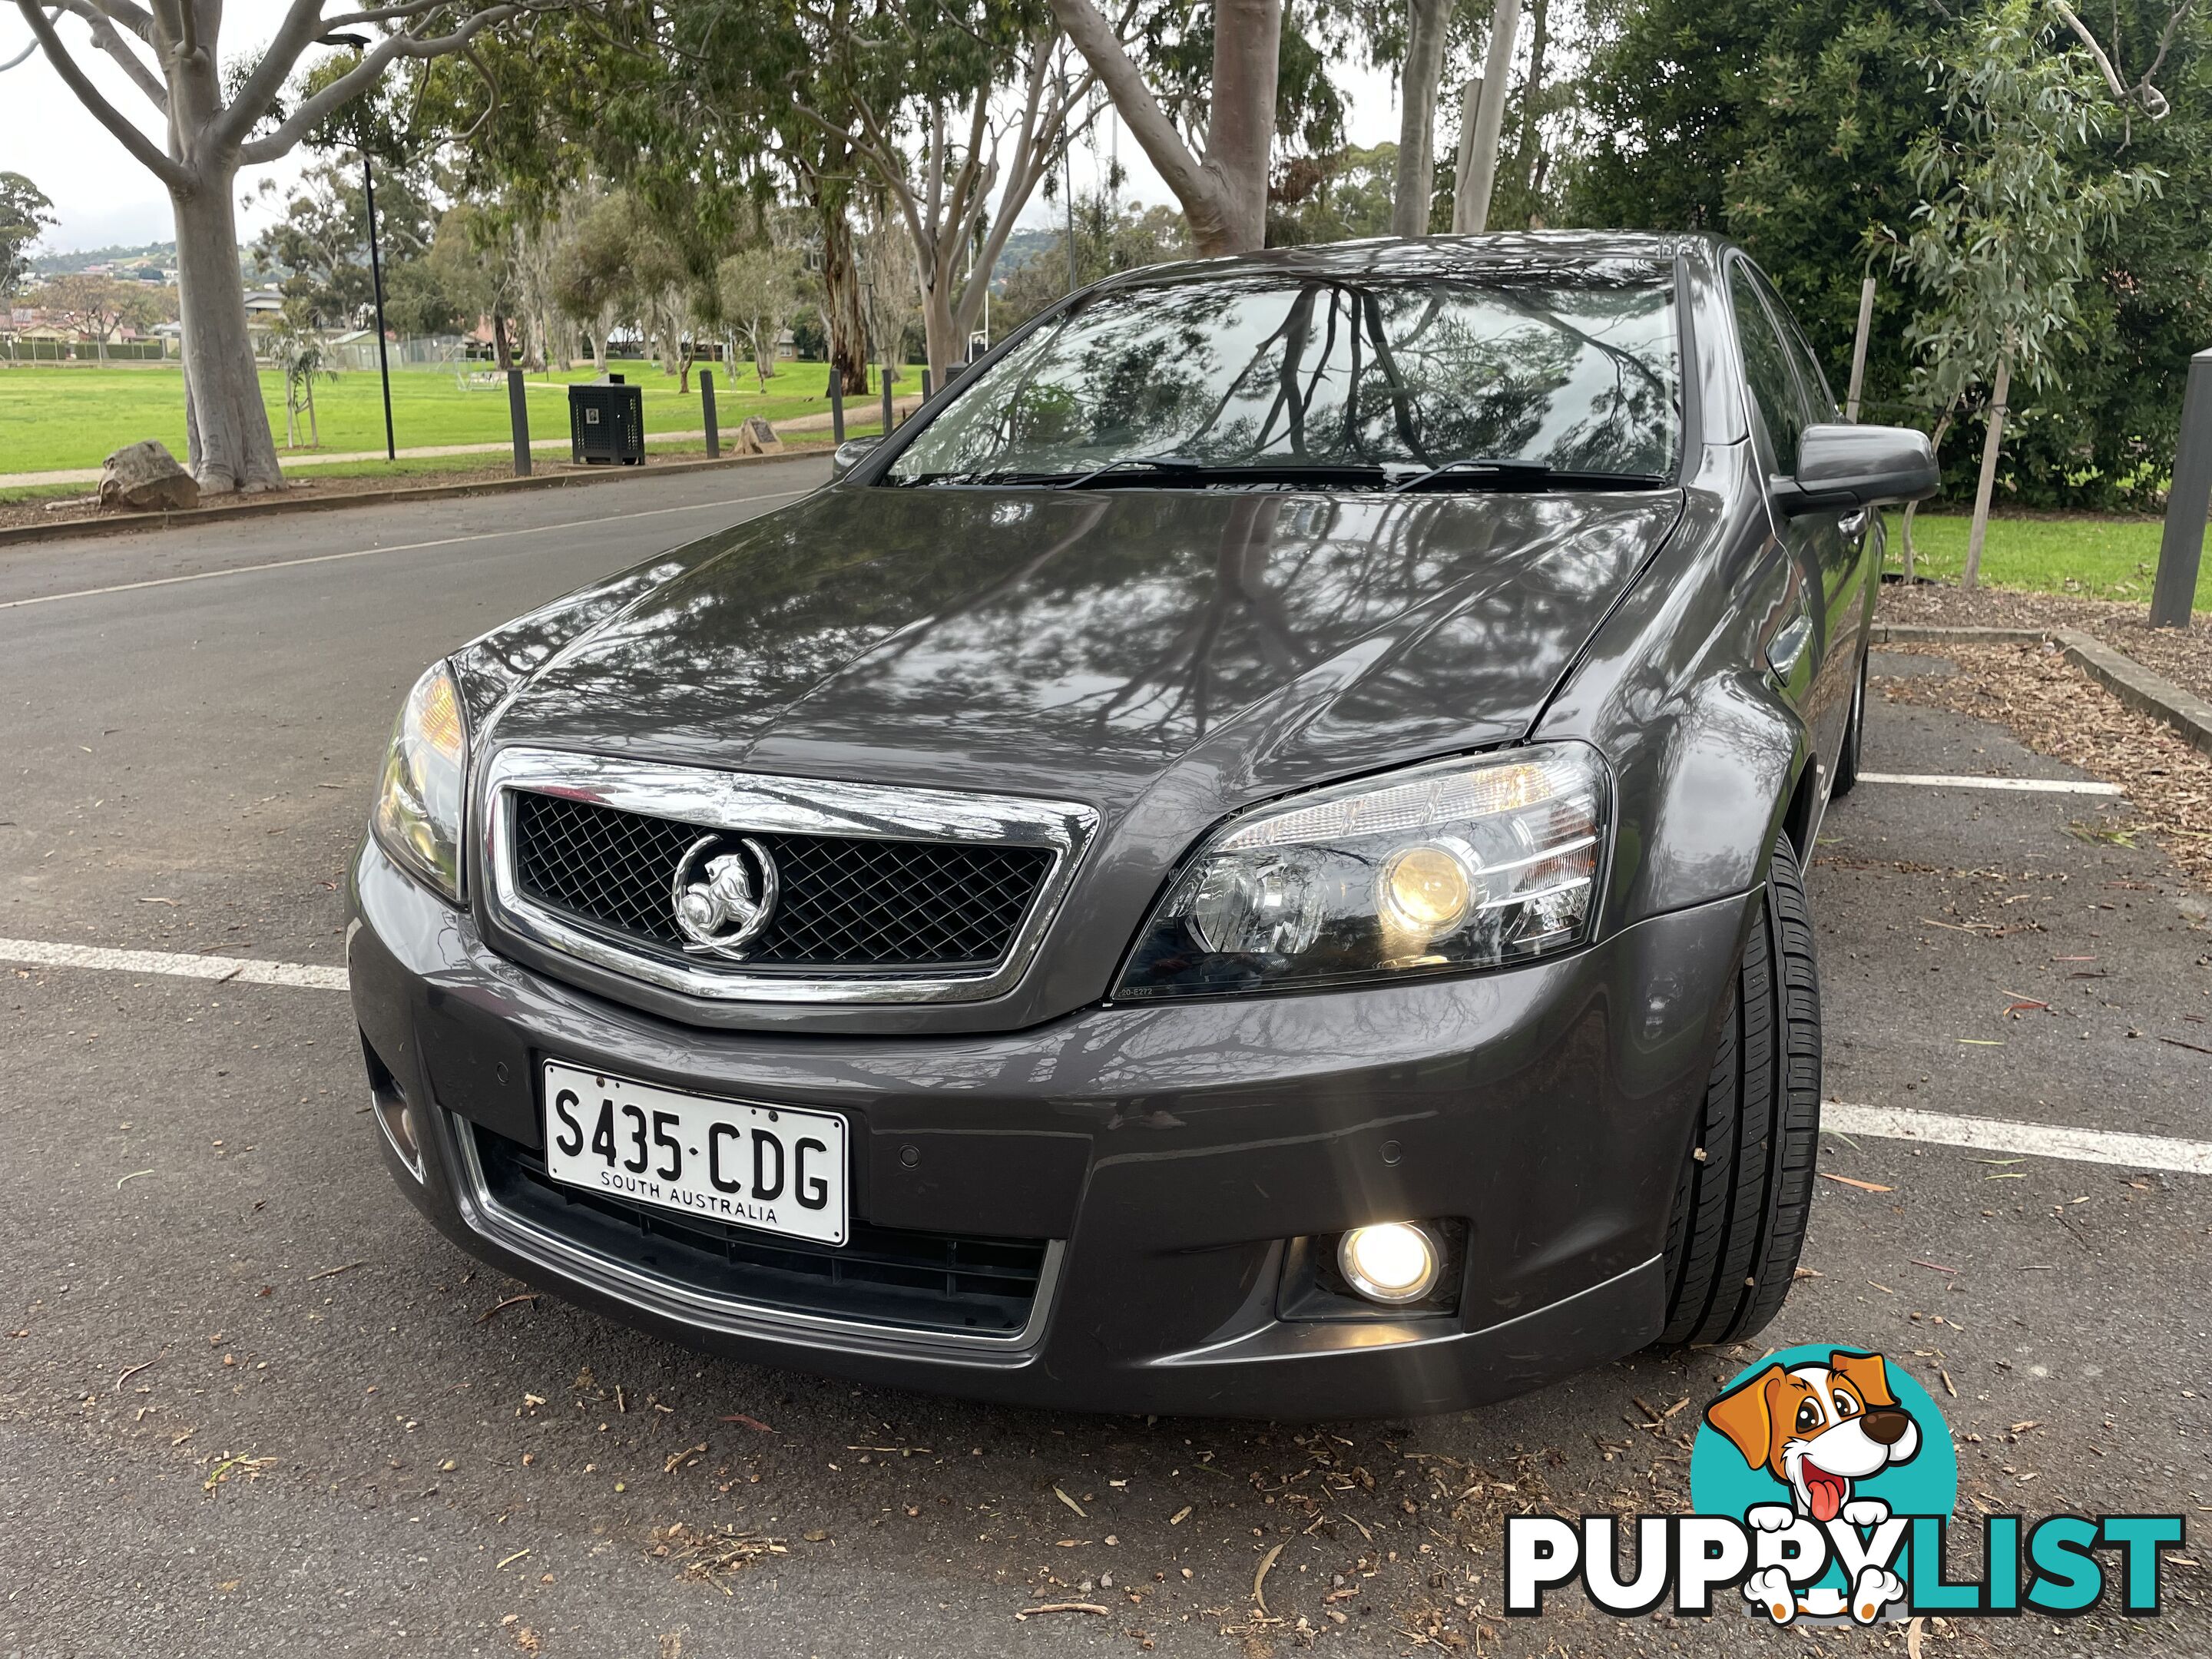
[{"xmin": 569, "ymin": 375, "xmax": 645, "ymax": 465}]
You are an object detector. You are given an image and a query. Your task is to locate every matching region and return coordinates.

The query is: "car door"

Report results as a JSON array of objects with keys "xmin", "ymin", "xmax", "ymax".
[
  {"xmin": 1757, "ymin": 265, "xmax": 1873, "ymax": 759},
  {"xmin": 1725, "ymin": 257, "xmax": 1854, "ymax": 783}
]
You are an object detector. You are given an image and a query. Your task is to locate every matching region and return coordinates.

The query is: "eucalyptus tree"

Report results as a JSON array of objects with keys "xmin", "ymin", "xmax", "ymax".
[
  {"xmin": 0, "ymin": 172, "xmax": 53, "ymax": 300},
  {"xmin": 827, "ymin": 0, "xmax": 1094, "ymax": 386},
  {"xmin": 1893, "ymin": 0, "xmax": 2157, "ymax": 584},
  {"xmin": 5, "ymin": 0, "xmax": 570, "ymax": 493},
  {"xmin": 1051, "ymin": 0, "xmax": 1283, "ymax": 253}
]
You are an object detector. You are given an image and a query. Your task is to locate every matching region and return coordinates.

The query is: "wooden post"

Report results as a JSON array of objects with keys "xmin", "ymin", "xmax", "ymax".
[
  {"xmin": 881, "ymin": 367, "xmax": 893, "ymax": 435},
  {"xmin": 1846, "ymin": 274, "xmax": 1876, "ymax": 422},
  {"xmin": 701, "ymin": 368, "xmax": 719, "ymax": 459},
  {"xmin": 1962, "ymin": 353, "xmax": 2012, "ymax": 592},
  {"xmin": 830, "ymin": 372, "xmax": 845, "ymax": 443},
  {"xmin": 506, "ymin": 368, "xmax": 531, "ymax": 478},
  {"xmin": 2152, "ymin": 347, "xmax": 2212, "ymax": 628}
]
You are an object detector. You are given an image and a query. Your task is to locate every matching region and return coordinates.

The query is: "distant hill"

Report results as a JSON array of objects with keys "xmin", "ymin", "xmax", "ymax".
[
  {"xmin": 991, "ymin": 227, "xmax": 1068, "ymax": 290},
  {"xmin": 31, "ymin": 240, "xmax": 177, "ymax": 275}
]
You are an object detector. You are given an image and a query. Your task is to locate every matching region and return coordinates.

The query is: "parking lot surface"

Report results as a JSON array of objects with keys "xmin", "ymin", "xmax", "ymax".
[{"xmin": 4, "ymin": 472, "xmax": 2207, "ymax": 1656}]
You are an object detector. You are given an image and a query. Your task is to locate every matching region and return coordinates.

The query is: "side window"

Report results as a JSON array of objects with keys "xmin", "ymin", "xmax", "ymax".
[
  {"xmin": 1754, "ymin": 268, "xmax": 1839, "ymax": 421},
  {"xmin": 1729, "ymin": 262, "xmax": 1815, "ymax": 472}
]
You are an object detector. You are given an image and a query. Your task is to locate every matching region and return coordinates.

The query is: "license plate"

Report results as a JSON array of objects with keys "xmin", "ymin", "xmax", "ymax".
[{"xmin": 541, "ymin": 1061, "xmax": 848, "ymax": 1246}]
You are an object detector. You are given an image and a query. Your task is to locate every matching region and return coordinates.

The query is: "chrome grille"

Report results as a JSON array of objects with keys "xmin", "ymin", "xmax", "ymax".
[{"xmin": 512, "ymin": 791, "xmax": 1054, "ymax": 971}]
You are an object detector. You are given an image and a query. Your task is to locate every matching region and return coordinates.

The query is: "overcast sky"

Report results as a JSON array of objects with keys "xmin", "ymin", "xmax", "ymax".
[{"xmin": 1, "ymin": 3, "xmax": 1404, "ymax": 254}]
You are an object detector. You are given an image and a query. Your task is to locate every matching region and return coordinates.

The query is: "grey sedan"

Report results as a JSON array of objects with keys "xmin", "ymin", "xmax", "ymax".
[{"xmin": 347, "ymin": 232, "xmax": 1936, "ymax": 1417}]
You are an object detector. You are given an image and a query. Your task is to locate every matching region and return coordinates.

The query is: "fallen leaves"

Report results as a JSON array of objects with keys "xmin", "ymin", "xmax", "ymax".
[
  {"xmin": 1252, "ymin": 1541, "xmax": 1286, "ymax": 1615},
  {"xmin": 1013, "ymin": 1602, "xmax": 1108, "ymax": 1621},
  {"xmin": 651, "ymin": 1523, "xmax": 788, "ymax": 1590},
  {"xmin": 1817, "ymin": 1172, "xmax": 1895, "ymax": 1193},
  {"xmin": 476, "ymin": 1293, "xmax": 539, "ymax": 1324}
]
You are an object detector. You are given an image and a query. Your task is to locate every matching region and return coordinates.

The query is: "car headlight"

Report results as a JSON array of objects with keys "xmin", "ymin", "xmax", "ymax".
[
  {"xmin": 1114, "ymin": 743, "xmax": 1608, "ymax": 1000},
  {"xmin": 372, "ymin": 661, "xmax": 469, "ymax": 903}
]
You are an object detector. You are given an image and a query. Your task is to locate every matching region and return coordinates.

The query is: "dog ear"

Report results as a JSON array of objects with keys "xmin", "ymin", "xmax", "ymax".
[
  {"xmin": 1704, "ymin": 1365, "xmax": 1783, "ymax": 1469},
  {"xmin": 1829, "ymin": 1350, "xmax": 1898, "ymax": 1409}
]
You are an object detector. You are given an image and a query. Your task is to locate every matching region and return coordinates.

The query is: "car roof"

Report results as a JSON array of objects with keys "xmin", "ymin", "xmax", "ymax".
[{"xmin": 1088, "ymin": 231, "xmax": 1720, "ymax": 293}]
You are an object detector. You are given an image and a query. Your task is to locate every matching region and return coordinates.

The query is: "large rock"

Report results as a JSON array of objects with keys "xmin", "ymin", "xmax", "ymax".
[
  {"xmin": 100, "ymin": 439, "xmax": 200, "ymax": 512},
  {"xmin": 734, "ymin": 416, "xmax": 783, "ymax": 456}
]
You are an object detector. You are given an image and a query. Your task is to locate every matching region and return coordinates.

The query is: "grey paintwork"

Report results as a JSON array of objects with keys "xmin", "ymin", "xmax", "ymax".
[{"xmin": 354, "ymin": 231, "xmax": 1936, "ymax": 1415}]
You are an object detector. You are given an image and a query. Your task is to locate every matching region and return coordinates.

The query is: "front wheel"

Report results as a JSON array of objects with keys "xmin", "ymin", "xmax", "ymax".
[{"xmin": 1653, "ymin": 831, "xmax": 1823, "ymax": 1348}]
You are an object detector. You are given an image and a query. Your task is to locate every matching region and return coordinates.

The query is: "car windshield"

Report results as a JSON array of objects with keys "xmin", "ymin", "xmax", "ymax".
[{"xmin": 885, "ymin": 260, "xmax": 1681, "ymax": 488}]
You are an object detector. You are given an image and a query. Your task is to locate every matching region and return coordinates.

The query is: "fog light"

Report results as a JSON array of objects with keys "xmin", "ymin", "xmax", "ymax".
[
  {"xmin": 373, "ymin": 1087, "xmax": 426, "ymax": 1182},
  {"xmin": 1337, "ymin": 1222, "xmax": 1440, "ymax": 1305}
]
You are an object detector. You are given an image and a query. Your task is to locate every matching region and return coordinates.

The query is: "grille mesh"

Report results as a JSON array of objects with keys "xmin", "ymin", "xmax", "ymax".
[{"xmin": 510, "ymin": 790, "xmax": 1053, "ymax": 971}]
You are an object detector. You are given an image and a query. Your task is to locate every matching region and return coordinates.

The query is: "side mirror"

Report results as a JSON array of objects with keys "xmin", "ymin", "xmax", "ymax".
[
  {"xmin": 1773, "ymin": 423, "xmax": 1940, "ymax": 515},
  {"xmin": 830, "ymin": 436, "xmax": 880, "ymax": 482}
]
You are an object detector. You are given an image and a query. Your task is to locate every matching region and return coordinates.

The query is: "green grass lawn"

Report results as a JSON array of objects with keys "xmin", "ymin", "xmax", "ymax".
[
  {"xmin": 1888, "ymin": 511, "xmax": 2209, "ymax": 608},
  {"xmin": 0, "ymin": 359, "xmax": 920, "ymax": 475}
]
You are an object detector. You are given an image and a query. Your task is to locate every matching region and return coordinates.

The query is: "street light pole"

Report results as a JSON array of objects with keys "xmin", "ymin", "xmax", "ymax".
[{"xmin": 361, "ymin": 149, "xmax": 396, "ymax": 462}]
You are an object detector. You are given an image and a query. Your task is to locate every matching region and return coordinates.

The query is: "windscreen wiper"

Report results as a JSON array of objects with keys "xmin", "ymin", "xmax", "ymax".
[
  {"xmin": 1056, "ymin": 452, "xmax": 1207, "ymax": 489},
  {"xmin": 1389, "ymin": 455, "xmax": 1672, "ymax": 493}
]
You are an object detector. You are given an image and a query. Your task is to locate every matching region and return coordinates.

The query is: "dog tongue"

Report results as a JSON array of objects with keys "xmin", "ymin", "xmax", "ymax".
[{"xmin": 1806, "ymin": 1471, "xmax": 1845, "ymax": 1523}]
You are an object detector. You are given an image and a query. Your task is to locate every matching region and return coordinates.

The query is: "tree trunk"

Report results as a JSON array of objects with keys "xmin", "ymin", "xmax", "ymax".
[
  {"xmin": 1507, "ymin": 0, "xmax": 1549, "ymax": 223},
  {"xmin": 1453, "ymin": 0, "xmax": 1522, "ymax": 234},
  {"xmin": 1391, "ymin": 0, "xmax": 1453, "ymax": 237},
  {"xmin": 922, "ymin": 270, "xmax": 962, "ymax": 394},
  {"xmin": 1962, "ymin": 354, "xmax": 2011, "ymax": 592},
  {"xmin": 171, "ymin": 174, "xmax": 284, "ymax": 495},
  {"xmin": 1899, "ymin": 409, "xmax": 1953, "ymax": 584},
  {"xmin": 819, "ymin": 202, "xmax": 871, "ymax": 396},
  {"xmin": 1201, "ymin": 0, "xmax": 1281, "ymax": 253},
  {"xmin": 491, "ymin": 306, "xmax": 515, "ymax": 373}
]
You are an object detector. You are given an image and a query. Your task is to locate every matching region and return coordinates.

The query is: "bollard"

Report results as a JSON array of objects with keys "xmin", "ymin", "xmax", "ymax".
[
  {"xmin": 881, "ymin": 370, "xmax": 893, "ymax": 436},
  {"xmin": 2153, "ymin": 346, "xmax": 2212, "ymax": 628},
  {"xmin": 506, "ymin": 368, "xmax": 531, "ymax": 478},
  {"xmin": 701, "ymin": 368, "xmax": 719, "ymax": 460},
  {"xmin": 830, "ymin": 372, "xmax": 845, "ymax": 443},
  {"xmin": 921, "ymin": 366, "xmax": 932, "ymax": 399}
]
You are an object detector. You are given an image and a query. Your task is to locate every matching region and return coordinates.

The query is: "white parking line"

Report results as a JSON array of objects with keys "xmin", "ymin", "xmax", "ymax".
[
  {"xmin": 8, "ymin": 935, "xmax": 2209, "ymax": 1178},
  {"xmin": 1825, "ymin": 1101, "xmax": 2212, "ymax": 1177},
  {"xmin": 0, "ymin": 937, "xmax": 348, "ymax": 992},
  {"xmin": 0, "ymin": 485, "xmax": 813, "ymax": 611},
  {"xmin": 1857, "ymin": 771, "xmax": 2124, "ymax": 796}
]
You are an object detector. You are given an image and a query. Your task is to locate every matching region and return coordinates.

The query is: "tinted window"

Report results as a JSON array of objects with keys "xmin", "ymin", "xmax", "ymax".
[
  {"xmin": 1730, "ymin": 262, "xmax": 1815, "ymax": 469},
  {"xmin": 889, "ymin": 263, "xmax": 1681, "ymax": 485},
  {"xmin": 1753, "ymin": 269, "xmax": 1839, "ymax": 421}
]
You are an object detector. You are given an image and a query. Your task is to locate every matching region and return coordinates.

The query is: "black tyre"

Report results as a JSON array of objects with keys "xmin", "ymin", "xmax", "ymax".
[
  {"xmin": 1830, "ymin": 647, "xmax": 1867, "ymax": 798},
  {"xmin": 1654, "ymin": 831, "xmax": 1823, "ymax": 1348}
]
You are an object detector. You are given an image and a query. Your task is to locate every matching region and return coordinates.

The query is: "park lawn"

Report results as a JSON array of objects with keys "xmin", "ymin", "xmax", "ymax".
[
  {"xmin": 0, "ymin": 434, "xmax": 849, "ymax": 509},
  {"xmin": 0, "ymin": 359, "xmax": 917, "ymax": 475},
  {"xmin": 1888, "ymin": 511, "xmax": 2209, "ymax": 608}
]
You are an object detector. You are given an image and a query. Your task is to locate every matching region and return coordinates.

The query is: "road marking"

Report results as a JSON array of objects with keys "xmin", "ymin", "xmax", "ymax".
[
  {"xmin": 7, "ymin": 936, "xmax": 2206, "ymax": 1175},
  {"xmin": 1857, "ymin": 771, "xmax": 2124, "ymax": 796},
  {"xmin": 0, "ymin": 485, "xmax": 814, "ymax": 611},
  {"xmin": 0, "ymin": 938, "xmax": 348, "ymax": 992},
  {"xmin": 1826, "ymin": 1101, "xmax": 2212, "ymax": 1177}
]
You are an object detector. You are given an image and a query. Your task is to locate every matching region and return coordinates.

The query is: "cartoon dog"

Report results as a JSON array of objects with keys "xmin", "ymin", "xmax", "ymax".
[{"xmin": 1704, "ymin": 1349, "xmax": 1921, "ymax": 1624}]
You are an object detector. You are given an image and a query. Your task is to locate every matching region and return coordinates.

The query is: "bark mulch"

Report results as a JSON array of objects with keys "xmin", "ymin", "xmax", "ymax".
[
  {"xmin": 1879, "ymin": 581, "xmax": 2212, "ymax": 708},
  {"xmin": 1877, "ymin": 640, "xmax": 2212, "ymax": 892}
]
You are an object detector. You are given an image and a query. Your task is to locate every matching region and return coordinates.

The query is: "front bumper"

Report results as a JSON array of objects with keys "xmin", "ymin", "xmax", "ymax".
[{"xmin": 346, "ymin": 837, "xmax": 1754, "ymax": 1418}]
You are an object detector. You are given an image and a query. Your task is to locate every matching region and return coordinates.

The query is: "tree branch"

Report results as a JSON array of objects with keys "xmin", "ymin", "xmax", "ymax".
[
  {"xmin": 51, "ymin": 0, "xmax": 165, "ymax": 108},
  {"xmin": 1047, "ymin": 0, "xmax": 1218, "ymax": 218},
  {"xmin": 234, "ymin": 4, "xmax": 522, "ymax": 161},
  {"xmin": 12, "ymin": 0, "xmax": 186, "ymax": 183},
  {"xmin": 78, "ymin": 0, "xmax": 152, "ymax": 39},
  {"xmin": 215, "ymin": 0, "xmax": 326, "ymax": 146}
]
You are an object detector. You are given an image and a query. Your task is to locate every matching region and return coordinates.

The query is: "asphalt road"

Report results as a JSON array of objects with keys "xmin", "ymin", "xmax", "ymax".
[{"xmin": 3, "ymin": 468, "xmax": 2208, "ymax": 1658}]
